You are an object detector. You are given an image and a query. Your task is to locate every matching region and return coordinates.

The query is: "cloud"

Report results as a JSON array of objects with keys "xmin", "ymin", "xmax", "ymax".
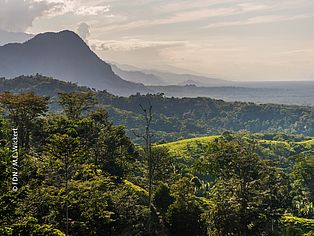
[
  {"xmin": 100, "ymin": 2, "xmax": 272, "ymax": 32},
  {"xmin": 91, "ymin": 38, "xmax": 187, "ymax": 51},
  {"xmin": 45, "ymin": 0, "xmax": 110, "ymax": 17},
  {"xmin": 158, "ymin": 2, "xmax": 270, "ymax": 25},
  {"xmin": 100, "ymin": 7, "xmax": 238, "ymax": 32},
  {"xmin": 237, "ymin": 2, "xmax": 269, "ymax": 12},
  {"xmin": 158, "ymin": 1, "xmax": 268, "ymax": 14},
  {"xmin": 75, "ymin": 5, "xmax": 110, "ymax": 16},
  {"xmin": 0, "ymin": 0, "xmax": 63, "ymax": 31},
  {"xmin": 76, "ymin": 22, "xmax": 90, "ymax": 42},
  {"xmin": 281, "ymin": 48, "xmax": 314, "ymax": 55},
  {"xmin": 205, "ymin": 14, "xmax": 313, "ymax": 28}
]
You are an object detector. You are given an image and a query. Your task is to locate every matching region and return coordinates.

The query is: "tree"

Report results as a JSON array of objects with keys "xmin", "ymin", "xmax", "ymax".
[
  {"xmin": 290, "ymin": 156, "xmax": 314, "ymax": 218},
  {"xmin": 150, "ymin": 146, "xmax": 175, "ymax": 184},
  {"xmin": 201, "ymin": 137, "xmax": 290, "ymax": 235},
  {"xmin": 153, "ymin": 183, "xmax": 174, "ymax": 213},
  {"xmin": 0, "ymin": 92, "xmax": 49, "ymax": 149},
  {"xmin": 58, "ymin": 91, "xmax": 96, "ymax": 120},
  {"xmin": 44, "ymin": 133, "xmax": 87, "ymax": 236},
  {"xmin": 133, "ymin": 102, "xmax": 154, "ymax": 234},
  {"xmin": 165, "ymin": 177, "xmax": 206, "ymax": 236}
]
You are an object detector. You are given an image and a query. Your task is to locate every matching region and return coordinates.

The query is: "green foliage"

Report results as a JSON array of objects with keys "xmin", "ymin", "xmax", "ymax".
[
  {"xmin": 0, "ymin": 92, "xmax": 49, "ymax": 149},
  {"xmin": 281, "ymin": 214, "xmax": 314, "ymax": 235},
  {"xmin": 58, "ymin": 91, "xmax": 96, "ymax": 120},
  {"xmin": 2, "ymin": 76, "xmax": 314, "ymax": 143},
  {"xmin": 99, "ymin": 93, "xmax": 314, "ymax": 142},
  {"xmin": 1, "ymin": 90, "xmax": 314, "ymax": 235},
  {"xmin": 153, "ymin": 183, "xmax": 174, "ymax": 212},
  {"xmin": 200, "ymin": 138, "xmax": 290, "ymax": 235},
  {"xmin": 165, "ymin": 177, "xmax": 206, "ymax": 235},
  {"xmin": 290, "ymin": 156, "xmax": 314, "ymax": 218}
]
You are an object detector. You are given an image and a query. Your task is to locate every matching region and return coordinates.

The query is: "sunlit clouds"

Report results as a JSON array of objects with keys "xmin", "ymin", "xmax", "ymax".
[{"xmin": 2, "ymin": 0, "xmax": 314, "ymax": 81}]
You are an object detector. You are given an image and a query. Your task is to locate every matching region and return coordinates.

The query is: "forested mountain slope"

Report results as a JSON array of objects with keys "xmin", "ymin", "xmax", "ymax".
[
  {"xmin": 0, "ymin": 30, "xmax": 148, "ymax": 95},
  {"xmin": 1, "ymin": 75, "xmax": 314, "ymax": 143},
  {"xmin": 159, "ymin": 133, "xmax": 314, "ymax": 171}
]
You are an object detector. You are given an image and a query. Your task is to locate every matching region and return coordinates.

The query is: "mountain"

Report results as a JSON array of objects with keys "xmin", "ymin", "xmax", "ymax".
[
  {"xmin": 112, "ymin": 63, "xmax": 231, "ymax": 86},
  {"xmin": 1, "ymin": 76, "xmax": 314, "ymax": 143},
  {"xmin": 111, "ymin": 64, "xmax": 165, "ymax": 86},
  {"xmin": 113, "ymin": 62, "xmax": 207, "ymax": 75},
  {"xmin": 144, "ymin": 70, "xmax": 231, "ymax": 86},
  {"xmin": 177, "ymin": 79, "xmax": 214, "ymax": 87},
  {"xmin": 0, "ymin": 29, "xmax": 33, "ymax": 46},
  {"xmin": 0, "ymin": 30, "xmax": 148, "ymax": 96}
]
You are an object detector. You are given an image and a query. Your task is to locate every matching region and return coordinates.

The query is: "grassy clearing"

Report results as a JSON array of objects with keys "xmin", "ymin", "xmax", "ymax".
[{"xmin": 158, "ymin": 134, "xmax": 314, "ymax": 160}]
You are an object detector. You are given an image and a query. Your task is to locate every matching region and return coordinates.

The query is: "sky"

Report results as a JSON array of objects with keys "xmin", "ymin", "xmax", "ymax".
[{"xmin": 1, "ymin": 0, "xmax": 314, "ymax": 81}]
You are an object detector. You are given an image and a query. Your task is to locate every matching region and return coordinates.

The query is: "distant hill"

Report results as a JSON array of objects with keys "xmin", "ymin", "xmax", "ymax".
[
  {"xmin": 160, "ymin": 134, "xmax": 314, "ymax": 159},
  {"xmin": 111, "ymin": 64, "xmax": 165, "ymax": 86},
  {"xmin": 157, "ymin": 133, "xmax": 314, "ymax": 182},
  {"xmin": 143, "ymin": 69, "xmax": 231, "ymax": 86},
  {"xmin": 0, "ymin": 30, "xmax": 149, "ymax": 96},
  {"xmin": 0, "ymin": 29, "xmax": 33, "ymax": 46},
  {"xmin": 0, "ymin": 75, "xmax": 91, "ymax": 97},
  {"xmin": 112, "ymin": 63, "xmax": 231, "ymax": 86},
  {"xmin": 1, "ymin": 76, "xmax": 314, "ymax": 143}
]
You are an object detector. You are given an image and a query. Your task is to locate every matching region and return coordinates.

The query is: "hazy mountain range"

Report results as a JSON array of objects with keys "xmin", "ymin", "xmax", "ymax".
[
  {"xmin": 0, "ymin": 29, "xmax": 232, "ymax": 91},
  {"xmin": 111, "ymin": 62, "xmax": 230, "ymax": 86},
  {"xmin": 0, "ymin": 30, "xmax": 313, "ymax": 106},
  {"xmin": 0, "ymin": 29, "xmax": 33, "ymax": 46},
  {"xmin": 0, "ymin": 30, "xmax": 148, "ymax": 96},
  {"xmin": 111, "ymin": 64, "xmax": 165, "ymax": 86}
]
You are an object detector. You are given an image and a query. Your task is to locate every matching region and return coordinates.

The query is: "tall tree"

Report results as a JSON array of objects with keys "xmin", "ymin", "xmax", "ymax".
[
  {"xmin": 134, "ymin": 102, "xmax": 154, "ymax": 234},
  {"xmin": 0, "ymin": 92, "xmax": 49, "ymax": 149},
  {"xmin": 44, "ymin": 133, "xmax": 86, "ymax": 236},
  {"xmin": 58, "ymin": 91, "xmax": 96, "ymax": 120},
  {"xmin": 201, "ymin": 137, "xmax": 290, "ymax": 235}
]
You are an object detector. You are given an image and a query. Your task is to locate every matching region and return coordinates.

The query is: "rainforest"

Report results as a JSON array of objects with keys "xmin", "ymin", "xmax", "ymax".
[{"xmin": 0, "ymin": 77, "xmax": 313, "ymax": 235}]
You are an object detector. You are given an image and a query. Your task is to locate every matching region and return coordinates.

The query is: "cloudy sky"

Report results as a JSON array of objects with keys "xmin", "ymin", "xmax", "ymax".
[{"xmin": 1, "ymin": 0, "xmax": 314, "ymax": 81}]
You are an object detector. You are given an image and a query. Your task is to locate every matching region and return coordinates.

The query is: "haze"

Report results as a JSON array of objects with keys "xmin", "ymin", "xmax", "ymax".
[{"xmin": 1, "ymin": 0, "xmax": 314, "ymax": 81}]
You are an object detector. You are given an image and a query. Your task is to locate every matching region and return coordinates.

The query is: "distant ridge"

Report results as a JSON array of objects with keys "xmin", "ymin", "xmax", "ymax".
[
  {"xmin": 0, "ymin": 30, "xmax": 149, "ymax": 96},
  {"xmin": 111, "ymin": 64, "xmax": 165, "ymax": 86},
  {"xmin": 0, "ymin": 29, "xmax": 33, "ymax": 46},
  {"xmin": 112, "ymin": 63, "xmax": 231, "ymax": 86}
]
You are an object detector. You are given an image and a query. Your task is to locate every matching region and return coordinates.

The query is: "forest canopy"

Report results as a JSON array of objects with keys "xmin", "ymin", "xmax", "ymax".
[
  {"xmin": 0, "ymin": 90, "xmax": 313, "ymax": 235},
  {"xmin": 1, "ymin": 75, "xmax": 313, "ymax": 144}
]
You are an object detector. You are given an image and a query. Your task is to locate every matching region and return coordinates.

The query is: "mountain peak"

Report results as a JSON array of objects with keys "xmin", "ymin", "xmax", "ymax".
[
  {"xmin": 32, "ymin": 30, "xmax": 80, "ymax": 40},
  {"xmin": 27, "ymin": 30, "xmax": 85, "ymax": 48},
  {"xmin": 0, "ymin": 30, "xmax": 148, "ymax": 95}
]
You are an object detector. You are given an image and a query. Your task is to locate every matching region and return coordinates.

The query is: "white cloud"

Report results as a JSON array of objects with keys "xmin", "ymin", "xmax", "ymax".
[
  {"xmin": 205, "ymin": 14, "xmax": 313, "ymax": 28},
  {"xmin": 0, "ymin": 0, "xmax": 63, "ymax": 31},
  {"xmin": 41, "ymin": 0, "xmax": 110, "ymax": 17},
  {"xmin": 99, "ymin": 2, "xmax": 272, "ymax": 32},
  {"xmin": 76, "ymin": 22, "xmax": 90, "ymax": 42},
  {"xmin": 157, "ymin": 0, "xmax": 240, "ymax": 13},
  {"xmin": 3, "ymin": 0, "xmax": 314, "ymax": 81},
  {"xmin": 237, "ymin": 2, "xmax": 269, "ymax": 12},
  {"xmin": 281, "ymin": 48, "xmax": 314, "ymax": 55},
  {"xmin": 91, "ymin": 38, "xmax": 187, "ymax": 51},
  {"xmin": 75, "ymin": 5, "xmax": 109, "ymax": 16}
]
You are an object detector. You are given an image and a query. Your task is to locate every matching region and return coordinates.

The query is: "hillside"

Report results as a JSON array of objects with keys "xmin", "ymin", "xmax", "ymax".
[
  {"xmin": 111, "ymin": 64, "xmax": 230, "ymax": 87},
  {"xmin": 0, "ymin": 30, "xmax": 148, "ymax": 96},
  {"xmin": 158, "ymin": 133, "xmax": 314, "ymax": 184},
  {"xmin": 1, "ymin": 89, "xmax": 314, "ymax": 235},
  {"xmin": 160, "ymin": 133, "xmax": 314, "ymax": 159},
  {"xmin": 144, "ymin": 69, "xmax": 230, "ymax": 86},
  {"xmin": 111, "ymin": 64, "xmax": 165, "ymax": 86},
  {"xmin": 1, "ymin": 75, "xmax": 314, "ymax": 143}
]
